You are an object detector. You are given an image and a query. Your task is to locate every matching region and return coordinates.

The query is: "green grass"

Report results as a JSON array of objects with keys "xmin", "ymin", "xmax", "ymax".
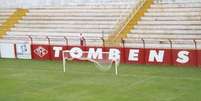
[{"xmin": 0, "ymin": 59, "xmax": 201, "ymax": 101}]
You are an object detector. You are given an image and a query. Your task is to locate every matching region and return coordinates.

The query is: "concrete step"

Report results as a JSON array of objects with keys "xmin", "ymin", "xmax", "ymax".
[
  {"xmin": 127, "ymin": 34, "xmax": 201, "ymax": 39},
  {"xmin": 23, "ymin": 16, "xmax": 124, "ymax": 20},
  {"xmin": 11, "ymin": 28, "xmax": 112, "ymax": 33},
  {"xmin": 6, "ymin": 31, "xmax": 65, "ymax": 36},
  {"xmin": 28, "ymin": 8, "xmax": 129, "ymax": 12},
  {"xmin": 29, "ymin": 9, "xmax": 130, "ymax": 13},
  {"xmin": 28, "ymin": 4, "xmax": 134, "ymax": 9},
  {"xmin": 148, "ymin": 8, "xmax": 201, "ymax": 12},
  {"xmin": 14, "ymin": 27, "xmax": 113, "ymax": 31},
  {"xmin": 7, "ymin": 31, "xmax": 108, "ymax": 36},
  {"xmin": 11, "ymin": 27, "xmax": 113, "ymax": 31},
  {"xmin": 18, "ymin": 20, "xmax": 116, "ymax": 24},
  {"xmin": 0, "ymin": 9, "xmax": 15, "ymax": 13},
  {"xmin": 0, "ymin": 12, "xmax": 13, "ymax": 14},
  {"xmin": 15, "ymin": 24, "xmax": 114, "ymax": 29},
  {"xmin": 138, "ymin": 21, "xmax": 201, "ymax": 25},
  {"xmin": 27, "ymin": 12, "xmax": 129, "ymax": 16},
  {"xmin": 16, "ymin": 23, "xmax": 115, "ymax": 26},
  {"xmin": 6, "ymin": 32, "xmax": 109, "ymax": 38},
  {"xmin": 134, "ymin": 25, "xmax": 201, "ymax": 30},
  {"xmin": 145, "ymin": 12, "xmax": 201, "ymax": 17},
  {"xmin": 131, "ymin": 29, "xmax": 201, "ymax": 34},
  {"xmin": 154, "ymin": 0, "xmax": 201, "ymax": 4},
  {"xmin": 0, "ymin": 20, "xmax": 5, "ymax": 23},
  {"xmin": 151, "ymin": 3, "xmax": 201, "ymax": 8},
  {"xmin": 0, "ymin": 16, "xmax": 9, "ymax": 19},
  {"xmin": 26, "ymin": 14, "xmax": 127, "ymax": 17},
  {"xmin": 141, "ymin": 16, "xmax": 201, "ymax": 21},
  {"xmin": 29, "ymin": 6, "xmax": 132, "ymax": 10},
  {"xmin": 0, "ymin": 13, "xmax": 13, "ymax": 16},
  {"xmin": 13, "ymin": 26, "xmax": 112, "ymax": 30}
]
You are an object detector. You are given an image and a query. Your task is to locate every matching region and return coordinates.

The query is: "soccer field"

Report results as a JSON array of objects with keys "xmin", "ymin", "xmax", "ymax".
[{"xmin": 0, "ymin": 59, "xmax": 201, "ymax": 101}]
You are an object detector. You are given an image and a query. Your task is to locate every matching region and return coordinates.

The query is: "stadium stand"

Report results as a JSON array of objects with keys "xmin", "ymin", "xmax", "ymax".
[
  {"xmin": 6, "ymin": 1, "xmax": 140, "ymax": 40},
  {"xmin": 1, "ymin": 0, "xmax": 201, "ymax": 43},
  {"xmin": 126, "ymin": 0, "xmax": 201, "ymax": 40}
]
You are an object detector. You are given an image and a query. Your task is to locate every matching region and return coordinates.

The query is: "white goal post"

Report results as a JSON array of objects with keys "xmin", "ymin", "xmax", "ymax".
[{"xmin": 62, "ymin": 47, "xmax": 120, "ymax": 75}]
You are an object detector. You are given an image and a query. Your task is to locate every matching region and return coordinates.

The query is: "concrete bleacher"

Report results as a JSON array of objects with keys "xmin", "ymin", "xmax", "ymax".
[
  {"xmin": 0, "ymin": 36, "xmax": 31, "ymax": 44},
  {"xmin": 6, "ymin": 1, "xmax": 140, "ymax": 41},
  {"xmin": 1, "ymin": 0, "xmax": 201, "ymax": 48},
  {"xmin": 0, "ymin": 9, "xmax": 15, "ymax": 26},
  {"xmin": 127, "ymin": 1, "xmax": 201, "ymax": 40}
]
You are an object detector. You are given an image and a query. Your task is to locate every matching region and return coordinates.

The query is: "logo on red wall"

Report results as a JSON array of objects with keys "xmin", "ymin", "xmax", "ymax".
[{"xmin": 34, "ymin": 46, "xmax": 48, "ymax": 57}]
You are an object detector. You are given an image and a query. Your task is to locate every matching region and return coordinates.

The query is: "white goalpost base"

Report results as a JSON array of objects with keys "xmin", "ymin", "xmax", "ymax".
[{"xmin": 62, "ymin": 48, "xmax": 120, "ymax": 75}]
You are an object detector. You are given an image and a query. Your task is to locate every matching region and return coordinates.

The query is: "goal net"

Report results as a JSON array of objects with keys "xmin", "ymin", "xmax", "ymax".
[{"xmin": 62, "ymin": 47, "xmax": 120, "ymax": 75}]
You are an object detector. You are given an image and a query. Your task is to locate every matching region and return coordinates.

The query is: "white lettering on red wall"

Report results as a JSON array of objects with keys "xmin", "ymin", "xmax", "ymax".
[
  {"xmin": 109, "ymin": 49, "xmax": 120, "ymax": 61},
  {"xmin": 149, "ymin": 50, "xmax": 165, "ymax": 62},
  {"xmin": 176, "ymin": 51, "xmax": 190, "ymax": 64},
  {"xmin": 87, "ymin": 48, "xmax": 103, "ymax": 59},
  {"xmin": 53, "ymin": 47, "xmax": 63, "ymax": 58},
  {"xmin": 128, "ymin": 49, "xmax": 139, "ymax": 61}
]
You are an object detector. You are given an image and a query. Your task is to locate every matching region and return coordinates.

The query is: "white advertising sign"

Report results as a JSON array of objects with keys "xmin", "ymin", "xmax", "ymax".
[
  {"xmin": 16, "ymin": 44, "xmax": 32, "ymax": 59},
  {"xmin": 0, "ymin": 43, "xmax": 15, "ymax": 58}
]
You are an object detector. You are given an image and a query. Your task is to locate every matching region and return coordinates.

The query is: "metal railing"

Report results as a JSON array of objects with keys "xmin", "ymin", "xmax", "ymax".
[
  {"xmin": 111, "ymin": 0, "xmax": 146, "ymax": 40},
  {"xmin": 0, "ymin": 35, "xmax": 200, "ymax": 50}
]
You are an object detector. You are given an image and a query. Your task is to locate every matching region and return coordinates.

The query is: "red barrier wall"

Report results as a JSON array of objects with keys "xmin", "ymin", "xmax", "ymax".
[
  {"xmin": 29, "ymin": 44, "xmax": 199, "ymax": 67},
  {"xmin": 197, "ymin": 50, "xmax": 201, "ymax": 67}
]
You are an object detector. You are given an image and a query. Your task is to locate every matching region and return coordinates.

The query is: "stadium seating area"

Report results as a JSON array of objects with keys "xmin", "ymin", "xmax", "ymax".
[
  {"xmin": 0, "ymin": 0, "xmax": 201, "ymax": 51},
  {"xmin": 0, "ymin": 0, "xmax": 142, "ymax": 46},
  {"xmin": 127, "ymin": 1, "xmax": 201, "ymax": 40},
  {"xmin": 0, "ymin": 9, "xmax": 15, "ymax": 26},
  {"xmin": 6, "ymin": 1, "xmax": 139, "ymax": 39}
]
